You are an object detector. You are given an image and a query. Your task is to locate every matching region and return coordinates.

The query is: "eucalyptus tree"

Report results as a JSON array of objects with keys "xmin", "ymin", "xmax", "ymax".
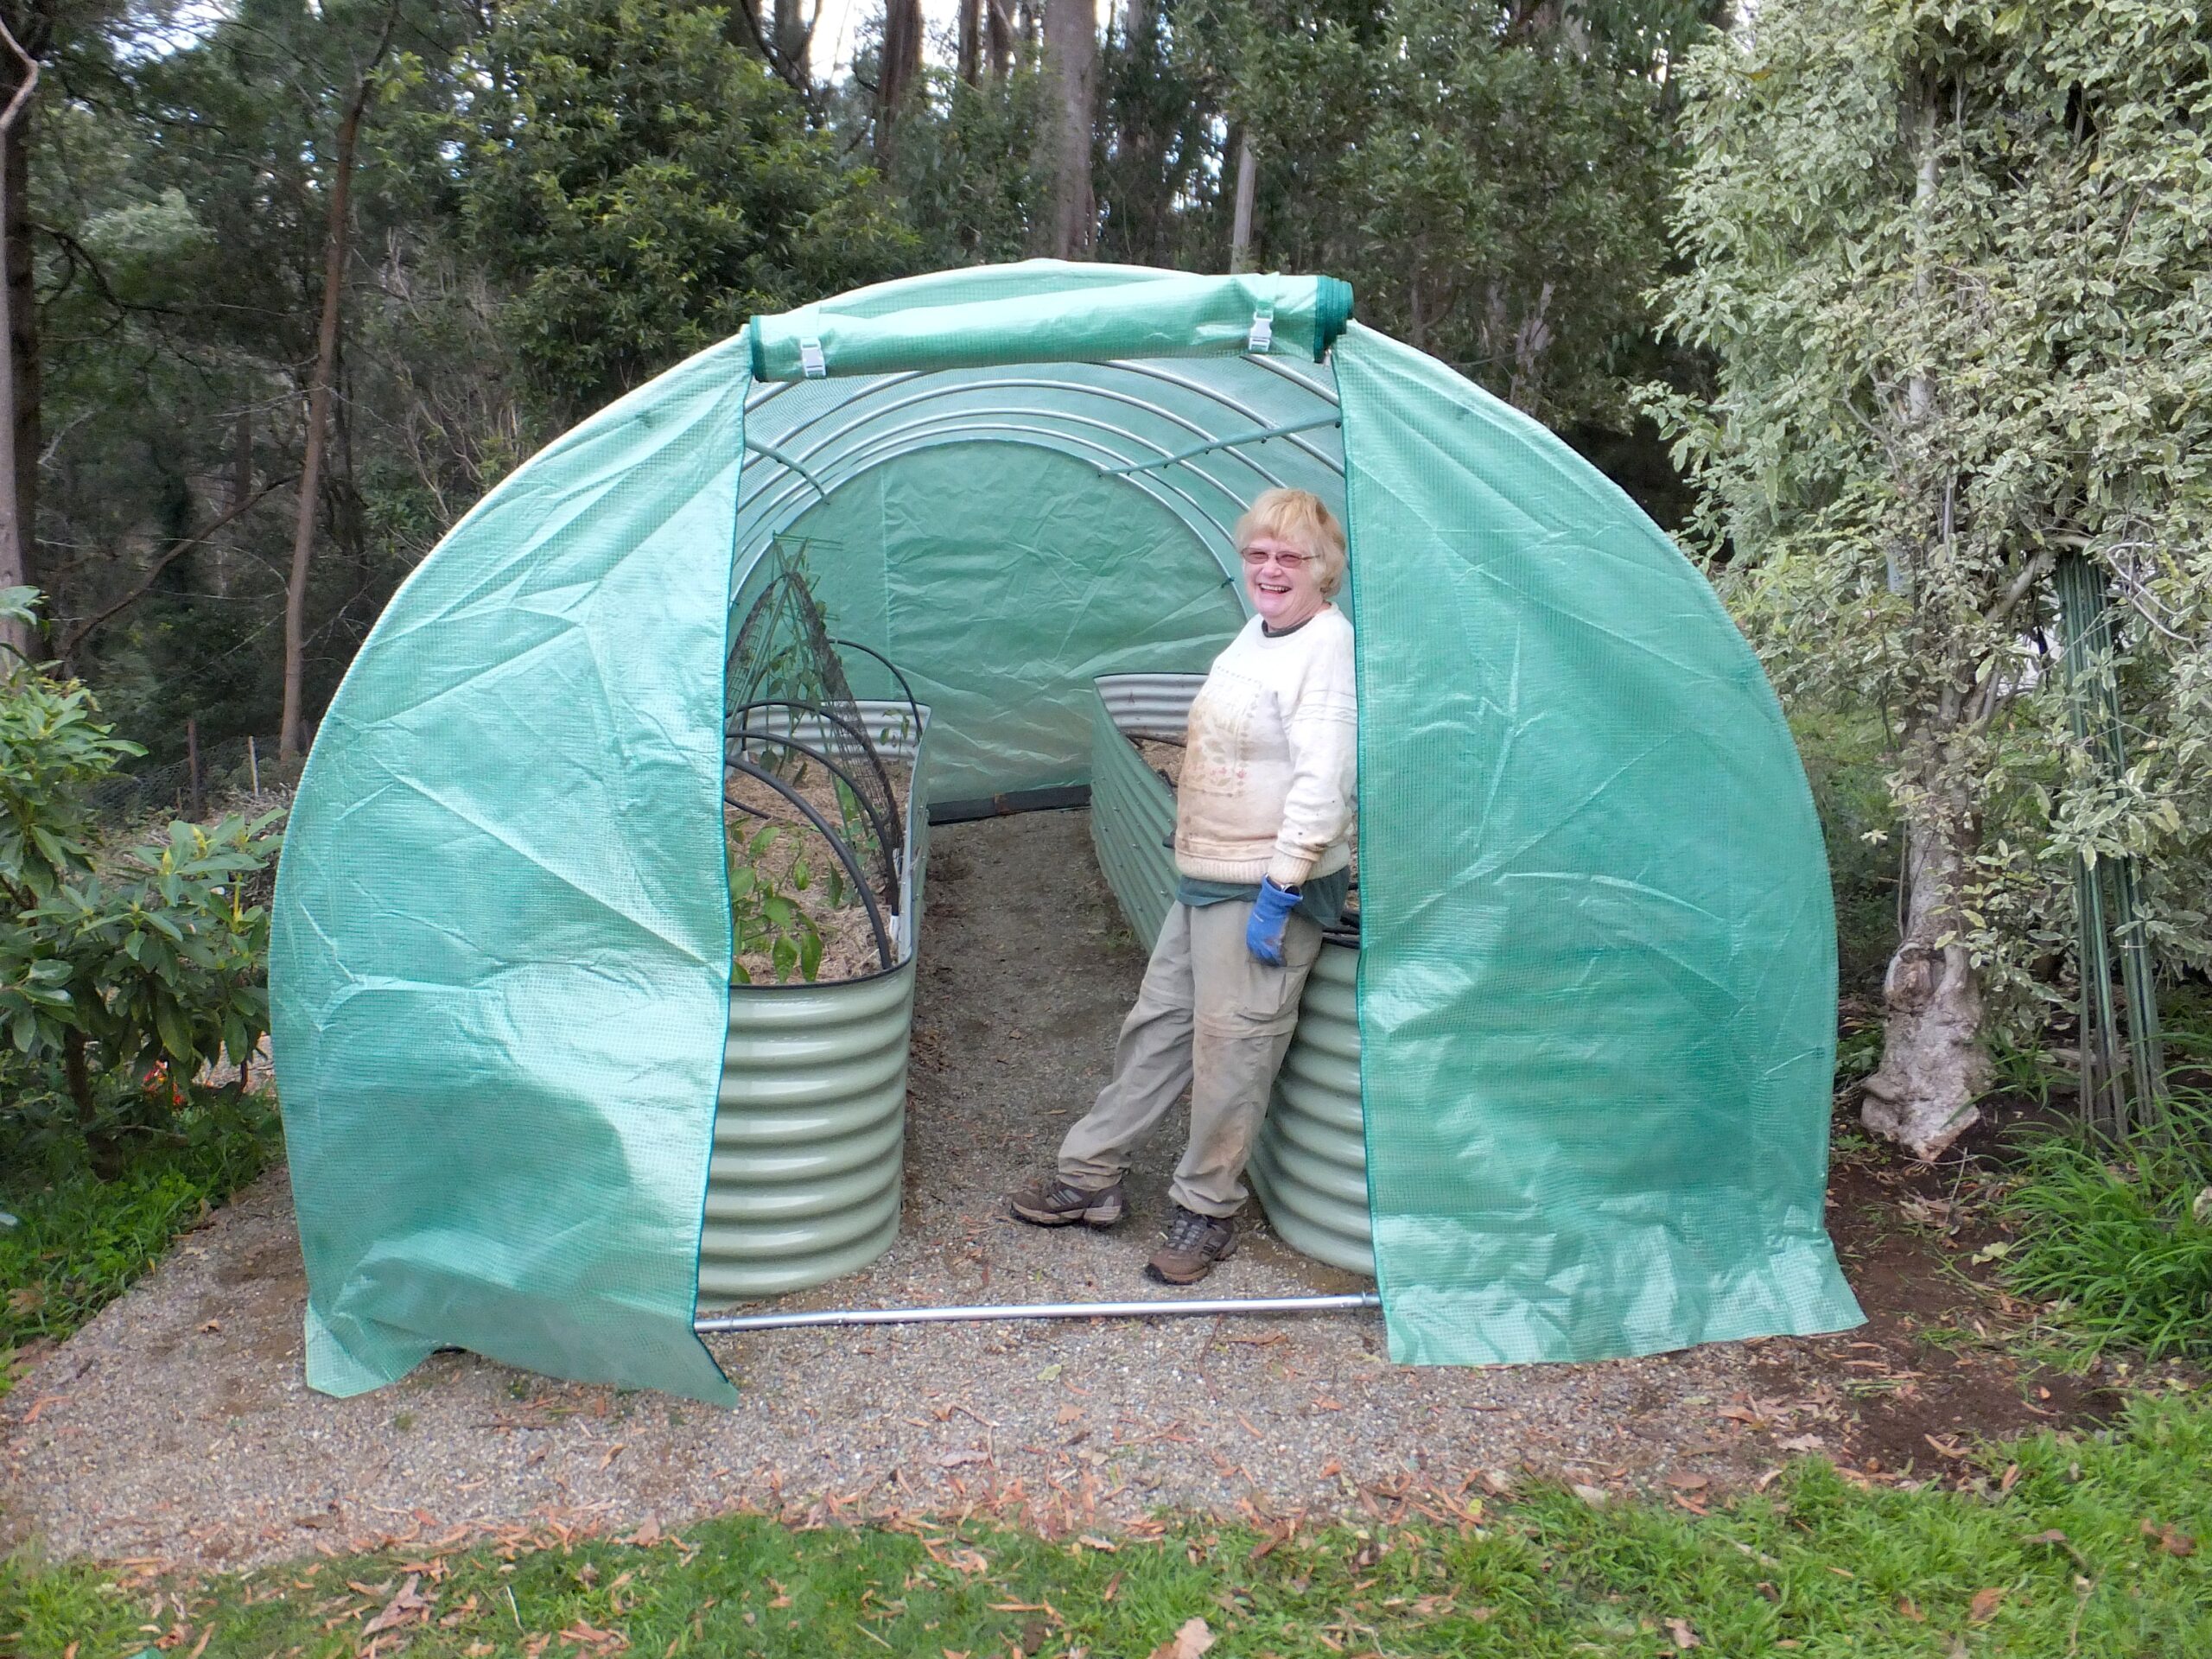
[
  {"xmin": 1198, "ymin": 0, "xmax": 1723, "ymax": 429},
  {"xmin": 1652, "ymin": 0, "xmax": 2212, "ymax": 1154},
  {"xmin": 460, "ymin": 0, "xmax": 916, "ymax": 428}
]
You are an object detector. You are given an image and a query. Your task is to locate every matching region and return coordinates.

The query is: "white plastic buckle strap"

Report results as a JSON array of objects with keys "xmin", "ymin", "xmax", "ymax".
[
  {"xmin": 1246, "ymin": 308, "xmax": 1274, "ymax": 354},
  {"xmin": 798, "ymin": 336, "xmax": 827, "ymax": 378}
]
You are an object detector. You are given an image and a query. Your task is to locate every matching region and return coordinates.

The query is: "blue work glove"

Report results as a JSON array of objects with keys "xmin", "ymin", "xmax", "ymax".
[{"xmin": 1246, "ymin": 877, "xmax": 1301, "ymax": 966}]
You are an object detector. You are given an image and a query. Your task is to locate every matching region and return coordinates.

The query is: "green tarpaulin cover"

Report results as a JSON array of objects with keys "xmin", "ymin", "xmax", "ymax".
[{"xmin": 274, "ymin": 261, "xmax": 1859, "ymax": 1404}]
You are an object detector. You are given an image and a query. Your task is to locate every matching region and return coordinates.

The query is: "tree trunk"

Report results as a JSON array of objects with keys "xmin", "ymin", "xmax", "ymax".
[
  {"xmin": 772, "ymin": 0, "xmax": 808, "ymax": 77},
  {"xmin": 1043, "ymin": 0, "xmax": 1096, "ymax": 257},
  {"xmin": 1859, "ymin": 78, "xmax": 1990, "ymax": 1160},
  {"xmin": 1229, "ymin": 131, "xmax": 1256, "ymax": 273},
  {"xmin": 0, "ymin": 20, "xmax": 37, "ymax": 665},
  {"xmin": 66, "ymin": 1027, "xmax": 124, "ymax": 1182},
  {"xmin": 875, "ymin": 0, "xmax": 923, "ymax": 164},
  {"xmin": 281, "ymin": 39, "xmax": 390, "ymax": 762},
  {"xmin": 1860, "ymin": 737, "xmax": 1991, "ymax": 1159},
  {"xmin": 958, "ymin": 0, "xmax": 981, "ymax": 86},
  {"xmin": 986, "ymin": 0, "xmax": 1014, "ymax": 78}
]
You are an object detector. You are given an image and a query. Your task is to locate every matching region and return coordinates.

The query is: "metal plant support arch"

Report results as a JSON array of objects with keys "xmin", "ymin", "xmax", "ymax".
[{"xmin": 724, "ymin": 544, "xmax": 912, "ymax": 979}]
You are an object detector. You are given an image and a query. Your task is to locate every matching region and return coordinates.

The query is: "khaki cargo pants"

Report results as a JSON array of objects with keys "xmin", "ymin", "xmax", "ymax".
[{"xmin": 1058, "ymin": 897, "xmax": 1324, "ymax": 1217}]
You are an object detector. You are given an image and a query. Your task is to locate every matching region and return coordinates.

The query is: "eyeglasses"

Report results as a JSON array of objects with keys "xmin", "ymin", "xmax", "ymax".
[{"xmin": 1238, "ymin": 547, "xmax": 1313, "ymax": 570}]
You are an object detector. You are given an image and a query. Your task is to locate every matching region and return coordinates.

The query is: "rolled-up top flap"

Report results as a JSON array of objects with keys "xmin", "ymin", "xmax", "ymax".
[{"xmin": 749, "ymin": 263, "xmax": 1354, "ymax": 381}]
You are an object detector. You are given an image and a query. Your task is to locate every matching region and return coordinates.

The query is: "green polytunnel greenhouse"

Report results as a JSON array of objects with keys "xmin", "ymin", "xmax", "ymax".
[{"xmin": 270, "ymin": 261, "xmax": 1864, "ymax": 1408}]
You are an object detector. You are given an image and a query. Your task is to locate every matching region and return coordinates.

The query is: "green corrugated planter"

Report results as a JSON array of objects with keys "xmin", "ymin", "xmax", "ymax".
[
  {"xmin": 698, "ymin": 707, "xmax": 929, "ymax": 1303},
  {"xmin": 1090, "ymin": 676, "xmax": 1373, "ymax": 1275}
]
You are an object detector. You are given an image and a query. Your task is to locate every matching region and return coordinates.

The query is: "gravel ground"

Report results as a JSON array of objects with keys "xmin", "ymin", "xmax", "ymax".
[{"xmin": 3, "ymin": 810, "xmax": 1831, "ymax": 1570}]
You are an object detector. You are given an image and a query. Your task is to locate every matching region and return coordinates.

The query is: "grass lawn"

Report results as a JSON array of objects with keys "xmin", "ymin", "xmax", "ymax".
[
  {"xmin": 3, "ymin": 1389, "xmax": 2208, "ymax": 1657},
  {"xmin": 1, "ymin": 1092, "xmax": 278, "ymax": 1396}
]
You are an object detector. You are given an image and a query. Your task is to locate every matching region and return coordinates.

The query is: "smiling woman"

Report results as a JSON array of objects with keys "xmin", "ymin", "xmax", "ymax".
[{"xmin": 1009, "ymin": 487, "xmax": 1357, "ymax": 1286}]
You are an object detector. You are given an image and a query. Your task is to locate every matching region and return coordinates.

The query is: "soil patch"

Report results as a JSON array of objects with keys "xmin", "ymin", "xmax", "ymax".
[
  {"xmin": 726, "ymin": 757, "xmax": 912, "ymax": 983},
  {"xmin": 1742, "ymin": 1134, "xmax": 2130, "ymax": 1482}
]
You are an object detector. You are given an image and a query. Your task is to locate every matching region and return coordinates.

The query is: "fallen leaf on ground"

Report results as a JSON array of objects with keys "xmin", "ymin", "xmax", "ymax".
[
  {"xmin": 1777, "ymin": 1433, "xmax": 1825, "ymax": 1452},
  {"xmin": 556, "ymin": 1620, "xmax": 628, "ymax": 1653},
  {"xmin": 1969, "ymin": 1587, "xmax": 2005, "ymax": 1623},
  {"xmin": 1147, "ymin": 1616, "xmax": 1216, "ymax": 1659},
  {"xmin": 1664, "ymin": 1616, "xmax": 1701, "ymax": 1649},
  {"xmin": 1572, "ymin": 1484, "xmax": 1611, "ymax": 1508},
  {"xmin": 1663, "ymin": 1472, "xmax": 1709, "ymax": 1491},
  {"xmin": 361, "ymin": 1574, "xmax": 431, "ymax": 1637},
  {"xmin": 2142, "ymin": 1519, "xmax": 2197, "ymax": 1557}
]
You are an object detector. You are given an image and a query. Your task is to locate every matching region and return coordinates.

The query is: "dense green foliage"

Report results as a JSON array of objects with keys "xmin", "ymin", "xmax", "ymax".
[
  {"xmin": 1653, "ymin": 1, "xmax": 2212, "ymax": 1040},
  {"xmin": 0, "ymin": 596, "xmax": 281, "ymax": 1181},
  {"xmin": 461, "ymin": 0, "xmax": 915, "ymax": 423},
  {"xmin": 2000, "ymin": 1090, "xmax": 2212, "ymax": 1365},
  {"xmin": 1203, "ymin": 0, "xmax": 1725, "ymax": 428},
  {"xmin": 5, "ymin": 1389, "xmax": 2211, "ymax": 1653}
]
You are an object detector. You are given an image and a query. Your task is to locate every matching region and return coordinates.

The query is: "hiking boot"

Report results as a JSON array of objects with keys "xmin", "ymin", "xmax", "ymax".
[
  {"xmin": 1007, "ymin": 1174, "xmax": 1127, "ymax": 1229},
  {"xmin": 1145, "ymin": 1205, "xmax": 1237, "ymax": 1285}
]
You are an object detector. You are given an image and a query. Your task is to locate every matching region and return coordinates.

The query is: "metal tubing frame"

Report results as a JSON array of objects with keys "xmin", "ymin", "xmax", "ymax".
[
  {"xmin": 742, "ymin": 406, "xmax": 1255, "ymax": 553},
  {"xmin": 734, "ymin": 361, "xmax": 1344, "ymax": 574},
  {"xmin": 742, "ymin": 359, "xmax": 1343, "ymax": 480},
  {"xmin": 747, "ymin": 421, "xmax": 1247, "ymax": 588},
  {"xmin": 734, "ymin": 429, "xmax": 1237, "ymax": 596},
  {"xmin": 695, "ymin": 1292, "xmax": 1380, "ymax": 1334},
  {"xmin": 1104, "ymin": 412, "xmax": 1344, "ymax": 476}
]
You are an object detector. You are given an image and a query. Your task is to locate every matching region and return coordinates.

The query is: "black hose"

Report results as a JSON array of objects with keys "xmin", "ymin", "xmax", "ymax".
[
  {"xmin": 724, "ymin": 727, "xmax": 899, "ymax": 891},
  {"xmin": 726, "ymin": 697, "xmax": 904, "ymax": 867},
  {"xmin": 829, "ymin": 639, "xmax": 925, "ymax": 746},
  {"xmin": 725, "ymin": 754, "xmax": 895, "ymax": 974}
]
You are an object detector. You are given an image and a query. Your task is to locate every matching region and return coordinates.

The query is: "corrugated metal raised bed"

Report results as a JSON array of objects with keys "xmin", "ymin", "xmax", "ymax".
[
  {"xmin": 1090, "ymin": 674, "xmax": 1373, "ymax": 1274},
  {"xmin": 699, "ymin": 704, "xmax": 929, "ymax": 1303}
]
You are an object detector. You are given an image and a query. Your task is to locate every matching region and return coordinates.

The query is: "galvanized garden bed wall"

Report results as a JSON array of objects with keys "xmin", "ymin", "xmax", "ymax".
[
  {"xmin": 1090, "ymin": 675, "xmax": 1373, "ymax": 1274},
  {"xmin": 699, "ymin": 704, "xmax": 929, "ymax": 1303}
]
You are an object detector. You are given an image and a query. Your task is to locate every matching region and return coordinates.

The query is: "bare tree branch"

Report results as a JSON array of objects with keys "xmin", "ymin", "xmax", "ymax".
[{"xmin": 58, "ymin": 476, "xmax": 294, "ymax": 663}]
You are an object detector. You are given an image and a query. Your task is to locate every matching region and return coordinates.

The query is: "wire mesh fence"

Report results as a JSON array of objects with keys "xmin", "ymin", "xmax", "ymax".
[{"xmin": 84, "ymin": 732, "xmax": 293, "ymax": 832}]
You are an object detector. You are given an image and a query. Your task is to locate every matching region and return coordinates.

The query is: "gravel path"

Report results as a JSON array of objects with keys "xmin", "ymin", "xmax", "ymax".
[{"xmin": 3, "ymin": 810, "xmax": 1827, "ymax": 1569}]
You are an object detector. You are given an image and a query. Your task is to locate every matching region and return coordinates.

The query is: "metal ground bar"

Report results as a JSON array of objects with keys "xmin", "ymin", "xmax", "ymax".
[{"xmin": 695, "ymin": 1292, "xmax": 1380, "ymax": 1334}]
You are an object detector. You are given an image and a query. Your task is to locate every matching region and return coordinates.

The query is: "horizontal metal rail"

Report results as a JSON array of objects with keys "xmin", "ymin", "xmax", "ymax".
[{"xmin": 695, "ymin": 1292, "xmax": 1380, "ymax": 1333}]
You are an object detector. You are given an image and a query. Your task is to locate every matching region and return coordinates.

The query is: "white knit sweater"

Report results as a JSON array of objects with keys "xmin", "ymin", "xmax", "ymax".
[{"xmin": 1173, "ymin": 606, "xmax": 1357, "ymax": 887}]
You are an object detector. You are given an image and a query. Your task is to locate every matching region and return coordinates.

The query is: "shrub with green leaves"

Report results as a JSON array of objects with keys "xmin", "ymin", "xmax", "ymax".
[
  {"xmin": 1999, "ymin": 1091, "xmax": 2212, "ymax": 1363},
  {"xmin": 0, "ymin": 594, "xmax": 283, "ymax": 1178}
]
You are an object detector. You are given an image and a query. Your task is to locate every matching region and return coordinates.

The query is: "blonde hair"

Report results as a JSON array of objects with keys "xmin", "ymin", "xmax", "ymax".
[{"xmin": 1233, "ymin": 488, "xmax": 1348, "ymax": 597}]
